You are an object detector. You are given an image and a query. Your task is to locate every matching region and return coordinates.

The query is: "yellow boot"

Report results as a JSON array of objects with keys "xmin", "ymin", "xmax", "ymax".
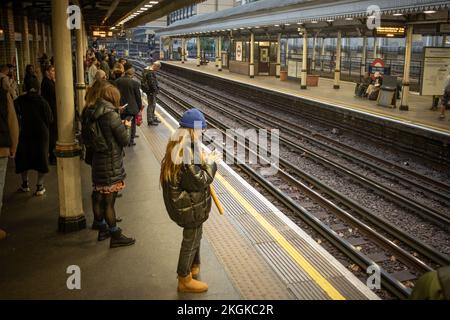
[
  {"xmin": 0, "ymin": 228, "xmax": 6, "ymax": 241},
  {"xmin": 178, "ymin": 273, "xmax": 208, "ymax": 293},
  {"xmin": 191, "ymin": 264, "xmax": 200, "ymax": 279}
]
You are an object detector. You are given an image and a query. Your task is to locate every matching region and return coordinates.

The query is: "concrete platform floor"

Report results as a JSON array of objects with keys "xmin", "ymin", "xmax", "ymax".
[
  {"xmin": 0, "ymin": 133, "xmax": 240, "ymax": 300},
  {"xmin": 165, "ymin": 60, "xmax": 450, "ymax": 134}
]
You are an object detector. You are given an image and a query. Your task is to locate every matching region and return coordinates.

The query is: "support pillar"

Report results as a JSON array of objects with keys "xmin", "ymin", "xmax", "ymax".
[
  {"xmin": 400, "ymin": 25, "xmax": 413, "ymax": 111},
  {"xmin": 169, "ymin": 38, "xmax": 173, "ymax": 60},
  {"xmin": 249, "ymin": 32, "xmax": 255, "ymax": 78},
  {"xmin": 361, "ymin": 36, "xmax": 367, "ymax": 75},
  {"xmin": 41, "ymin": 22, "xmax": 47, "ymax": 54},
  {"xmin": 32, "ymin": 18, "xmax": 40, "ymax": 67},
  {"xmin": 215, "ymin": 37, "xmax": 219, "ymax": 67},
  {"xmin": 276, "ymin": 33, "xmax": 281, "ymax": 78},
  {"xmin": 22, "ymin": 14, "xmax": 30, "ymax": 66},
  {"xmin": 218, "ymin": 36, "xmax": 222, "ymax": 71},
  {"xmin": 334, "ymin": 31, "xmax": 341, "ymax": 89},
  {"xmin": 181, "ymin": 38, "xmax": 186, "ymax": 63},
  {"xmin": 301, "ymin": 31, "xmax": 308, "ymax": 89},
  {"xmin": 47, "ymin": 24, "xmax": 53, "ymax": 57},
  {"xmin": 197, "ymin": 36, "xmax": 201, "ymax": 67},
  {"xmin": 75, "ymin": 16, "xmax": 86, "ymax": 117},
  {"xmin": 373, "ymin": 36, "xmax": 378, "ymax": 59},
  {"xmin": 52, "ymin": 0, "xmax": 85, "ymax": 233},
  {"xmin": 320, "ymin": 37, "xmax": 326, "ymax": 71},
  {"xmin": 2, "ymin": 2, "xmax": 16, "ymax": 65},
  {"xmin": 311, "ymin": 35, "xmax": 317, "ymax": 71}
]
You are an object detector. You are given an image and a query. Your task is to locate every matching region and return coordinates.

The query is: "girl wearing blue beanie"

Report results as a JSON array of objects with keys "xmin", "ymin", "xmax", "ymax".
[{"xmin": 160, "ymin": 109, "xmax": 220, "ymax": 293}]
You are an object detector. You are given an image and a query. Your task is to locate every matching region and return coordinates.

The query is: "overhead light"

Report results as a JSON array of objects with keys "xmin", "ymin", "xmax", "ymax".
[
  {"xmin": 393, "ymin": 13, "xmax": 403, "ymax": 16},
  {"xmin": 327, "ymin": 19, "xmax": 334, "ymax": 22},
  {"xmin": 345, "ymin": 17, "xmax": 354, "ymax": 20},
  {"xmin": 285, "ymin": 23, "xmax": 290, "ymax": 26},
  {"xmin": 423, "ymin": 10, "xmax": 436, "ymax": 14},
  {"xmin": 297, "ymin": 22, "xmax": 302, "ymax": 25},
  {"xmin": 274, "ymin": 24, "xmax": 280, "ymax": 27},
  {"xmin": 141, "ymin": 7, "xmax": 149, "ymax": 11},
  {"xmin": 149, "ymin": 1, "xmax": 159, "ymax": 4},
  {"xmin": 311, "ymin": 20, "xmax": 318, "ymax": 23}
]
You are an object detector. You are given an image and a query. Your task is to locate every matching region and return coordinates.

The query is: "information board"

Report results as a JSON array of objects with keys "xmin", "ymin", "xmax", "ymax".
[
  {"xmin": 421, "ymin": 47, "xmax": 450, "ymax": 96},
  {"xmin": 236, "ymin": 42, "xmax": 243, "ymax": 62}
]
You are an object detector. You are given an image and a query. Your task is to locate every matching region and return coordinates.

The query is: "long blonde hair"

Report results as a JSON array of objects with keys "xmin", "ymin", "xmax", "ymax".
[{"xmin": 160, "ymin": 128, "xmax": 204, "ymax": 185}]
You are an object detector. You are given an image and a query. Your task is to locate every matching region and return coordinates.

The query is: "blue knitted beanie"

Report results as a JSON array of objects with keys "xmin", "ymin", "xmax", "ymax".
[{"xmin": 179, "ymin": 108, "xmax": 207, "ymax": 129}]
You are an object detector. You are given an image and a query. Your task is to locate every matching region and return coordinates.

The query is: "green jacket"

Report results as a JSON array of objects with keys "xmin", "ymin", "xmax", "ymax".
[{"xmin": 410, "ymin": 266, "xmax": 450, "ymax": 300}]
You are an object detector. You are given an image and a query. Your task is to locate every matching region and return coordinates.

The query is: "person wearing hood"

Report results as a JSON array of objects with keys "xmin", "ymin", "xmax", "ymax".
[{"xmin": 81, "ymin": 81, "xmax": 135, "ymax": 248}]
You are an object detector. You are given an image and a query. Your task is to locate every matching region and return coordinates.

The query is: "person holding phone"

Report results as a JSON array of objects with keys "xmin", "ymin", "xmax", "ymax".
[
  {"xmin": 82, "ymin": 82, "xmax": 135, "ymax": 248},
  {"xmin": 160, "ymin": 109, "xmax": 221, "ymax": 293}
]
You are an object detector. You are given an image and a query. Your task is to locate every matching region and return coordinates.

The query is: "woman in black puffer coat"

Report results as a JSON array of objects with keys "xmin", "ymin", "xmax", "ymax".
[
  {"xmin": 160, "ymin": 108, "xmax": 220, "ymax": 294},
  {"xmin": 82, "ymin": 81, "xmax": 135, "ymax": 248}
]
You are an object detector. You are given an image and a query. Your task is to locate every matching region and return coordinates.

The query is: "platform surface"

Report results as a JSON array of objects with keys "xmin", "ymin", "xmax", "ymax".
[{"xmin": 164, "ymin": 60, "xmax": 450, "ymax": 134}]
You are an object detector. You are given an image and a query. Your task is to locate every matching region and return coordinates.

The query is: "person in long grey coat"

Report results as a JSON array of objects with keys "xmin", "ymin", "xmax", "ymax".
[{"xmin": 14, "ymin": 77, "xmax": 53, "ymax": 196}]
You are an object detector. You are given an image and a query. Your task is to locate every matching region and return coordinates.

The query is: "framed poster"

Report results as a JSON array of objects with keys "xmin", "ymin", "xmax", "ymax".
[
  {"xmin": 236, "ymin": 41, "xmax": 243, "ymax": 62},
  {"xmin": 421, "ymin": 47, "xmax": 450, "ymax": 96},
  {"xmin": 260, "ymin": 48, "xmax": 269, "ymax": 63}
]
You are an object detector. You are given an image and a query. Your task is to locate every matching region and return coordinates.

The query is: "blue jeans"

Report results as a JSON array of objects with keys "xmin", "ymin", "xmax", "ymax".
[{"xmin": 0, "ymin": 157, "xmax": 8, "ymax": 217}]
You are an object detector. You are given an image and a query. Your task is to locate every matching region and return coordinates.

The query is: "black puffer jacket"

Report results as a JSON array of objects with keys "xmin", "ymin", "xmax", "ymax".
[
  {"xmin": 163, "ymin": 162, "xmax": 217, "ymax": 229},
  {"xmin": 84, "ymin": 98, "xmax": 130, "ymax": 186}
]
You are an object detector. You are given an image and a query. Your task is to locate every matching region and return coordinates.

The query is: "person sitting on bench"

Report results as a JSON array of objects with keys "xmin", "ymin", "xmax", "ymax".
[
  {"xmin": 366, "ymin": 72, "xmax": 383, "ymax": 100},
  {"xmin": 355, "ymin": 72, "xmax": 371, "ymax": 97},
  {"xmin": 439, "ymin": 74, "xmax": 450, "ymax": 120}
]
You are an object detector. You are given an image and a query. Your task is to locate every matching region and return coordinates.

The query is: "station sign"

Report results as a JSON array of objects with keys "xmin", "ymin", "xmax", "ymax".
[
  {"xmin": 92, "ymin": 30, "xmax": 113, "ymax": 38},
  {"xmin": 375, "ymin": 26, "xmax": 405, "ymax": 37}
]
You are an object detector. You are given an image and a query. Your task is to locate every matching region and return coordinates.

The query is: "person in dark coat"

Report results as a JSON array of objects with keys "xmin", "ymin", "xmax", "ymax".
[
  {"xmin": 40, "ymin": 64, "xmax": 57, "ymax": 165},
  {"xmin": 160, "ymin": 109, "xmax": 220, "ymax": 293},
  {"xmin": 81, "ymin": 82, "xmax": 135, "ymax": 248},
  {"xmin": 23, "ymin": 65, "xmax": 38, "ymax": 94},
  {"xmin": 115, "ymin": 67, "xmax": 142, "ymax": 146},
  {"xmin": 14, "ymin": 77, "xmax": 53, "ymax": 196}
]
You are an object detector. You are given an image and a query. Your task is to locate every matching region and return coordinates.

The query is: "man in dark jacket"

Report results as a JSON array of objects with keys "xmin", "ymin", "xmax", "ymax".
[
  {"xmin": 40, "ymin": 65, "xmax": 57, "ymax": 165},
  {"xmin": 115, "ymin": 68, "xmax": 142, "ymax": 146},
  {"xmin": 142, "ymin": 61, "xmax": 161, "ymax": 126}
]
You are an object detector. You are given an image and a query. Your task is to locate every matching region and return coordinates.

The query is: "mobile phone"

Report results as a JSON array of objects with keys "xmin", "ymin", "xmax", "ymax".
[{"xmin": 120, "ymin": 103, "xmax": 128, "ymax": 109}]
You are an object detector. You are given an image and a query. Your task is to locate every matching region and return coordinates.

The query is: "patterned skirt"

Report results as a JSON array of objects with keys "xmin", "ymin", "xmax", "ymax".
[{"xmin": 93, "ymin": 181, "xmax": 126, "ymax": 194}]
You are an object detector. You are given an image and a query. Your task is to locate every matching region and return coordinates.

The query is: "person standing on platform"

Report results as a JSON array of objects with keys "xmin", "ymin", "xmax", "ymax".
[
  {"xmin": 115, "ymin": 67, "xmax": 142, "ymax": 147},
  {"xmin": 14, "ymin": 78, "xmax": 53, "ymax": 196},
  {"xmin": 23, "ymin": 65, "xmax": 38, "ymax": 94},
  {"xmin": 439, "ymin": 74, "xmax": 450, "ymax": 120},
  {"xmin": 160, "ymin": 109, "xmax": 221, "ymax": 293},
  {"xmin": 81, "ymin": 82, "xmax": 135, "ymax": 248},
  {"xmin": 40, "ymin": 65, "xmax": 57, "ymax": 166},
  {"xmin": 0, "ymin": 87, "xmax": 19, "ymax": 240},
  {"xmin": 0, "ymin": 64, "xmax": 16, "ymax": 99},
  {"xmin": 141, "ymin": 61, "xmax": 161, "ymax": 126}
]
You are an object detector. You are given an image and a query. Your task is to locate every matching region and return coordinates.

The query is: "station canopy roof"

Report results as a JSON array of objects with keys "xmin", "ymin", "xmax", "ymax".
[
  {"xmin": 13, "ymin": 0, "xmax": 203, "ymax": 30},
  {"xmin": 156, "ymin": 0, "xmax": 450, "ymax": 38}
]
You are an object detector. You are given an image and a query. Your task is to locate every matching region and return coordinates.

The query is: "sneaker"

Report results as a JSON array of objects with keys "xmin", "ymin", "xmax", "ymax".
[
  {"xmin": 34, "ymin": 185, "xmax": 46, "ymax": 196},
  {"xmin": 20, "ymin": 182, "xmax": 30, "ymax": 192},
  {"xmin": 134, "ymin": 134, "xmax": 140, "ymax": 138}
]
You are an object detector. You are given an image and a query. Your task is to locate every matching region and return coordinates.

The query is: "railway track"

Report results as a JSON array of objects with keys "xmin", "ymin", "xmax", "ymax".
[
  {"xmin": 133, "ymin": 60, "xmax": 450, "ymax": 299},
  {"xmin": 156, "ymin": 71, "xmax": 450, "ymax": 231}
]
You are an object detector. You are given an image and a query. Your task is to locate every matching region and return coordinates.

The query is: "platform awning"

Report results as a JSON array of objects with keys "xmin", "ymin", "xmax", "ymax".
[{"xmin": 156, "ymin": 0, "xmax": 450, "ymax": 37}]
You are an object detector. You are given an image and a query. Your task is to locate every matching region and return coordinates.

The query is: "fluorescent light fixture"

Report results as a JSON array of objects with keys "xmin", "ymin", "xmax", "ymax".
[
  {"xmin": 345, "ymin": 17, "xmax": 354, "ymax": 20},
  {"xmin": 145, "ymin": 4, "xmax": 152, "ymax": 8},
  {"xmin": 393, "ymin": 13, "xmax": 403, "ymax": 16},
  {"xmin": 274, "ymin": 24, "xmax": 280, "ymax": 27},
  {"xmin": 149, "ymin": 1, "xmax": 159, "ymax": 4},
  {"xmin": 326, "ymin": 19, "xmax": 334, "ymax": 22},
  {"xmin": 285, "ymin": 23, "xmax": 290, "ymax": 26},
  {"xmin": 311, "ymin": 20, "xmax": 318, "ymax": 23},
  {"xmin": 297, "ymin": 22, "xmax": 302, "ymax": 25},
  {"xmin": 423, "ymin": 10, "xmax": 436, "ymax": 14}
]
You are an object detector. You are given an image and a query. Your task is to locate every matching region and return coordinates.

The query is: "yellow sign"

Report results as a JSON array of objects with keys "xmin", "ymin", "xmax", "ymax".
[
  {"xmin": 92, "ymin": 31, "xmax": 113, "ymax": 38},
  {"xmin": 375, "ymin": 26, "xmax": 405, "ymax": 37}
]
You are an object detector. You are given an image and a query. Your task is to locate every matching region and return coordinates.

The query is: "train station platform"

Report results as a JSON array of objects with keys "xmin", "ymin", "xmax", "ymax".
[
  {"xmin": 163, "ymin": 60, "xmax": 450, "ymax": 134},
  {"xmin": 0, "ymin": 98, "xmax": 379, "ymax": 300}
]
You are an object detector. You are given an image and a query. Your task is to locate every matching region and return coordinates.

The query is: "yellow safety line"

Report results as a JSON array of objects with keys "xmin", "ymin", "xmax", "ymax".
[{"xmin": 155, "ymin": 110, "xmax": 346, "ymax": 300}]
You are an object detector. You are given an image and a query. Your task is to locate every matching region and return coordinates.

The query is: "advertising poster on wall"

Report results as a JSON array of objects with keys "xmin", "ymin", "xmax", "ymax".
[
  {"xmin": 421, "ymin": 47, "xmax": 450, "ymax": 96},
  {"xmin": 236, "ymin": 41, "xmax": 243, "ymax": 62}
]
